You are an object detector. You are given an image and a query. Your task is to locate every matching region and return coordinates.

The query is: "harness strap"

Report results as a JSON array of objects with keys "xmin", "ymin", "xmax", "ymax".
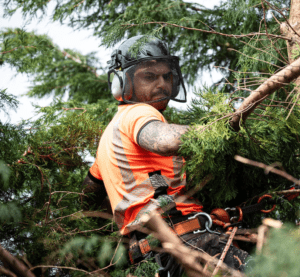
[
  {"xmin": 173, "ymin": 217, "xmax": 202, "ymax": 236},
  {"xmin": 128, "ymin": 214, "xmax": 205, "ymax": 264}
]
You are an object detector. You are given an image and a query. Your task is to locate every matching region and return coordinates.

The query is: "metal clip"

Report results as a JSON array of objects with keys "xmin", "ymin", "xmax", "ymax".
[
  {"xmin": 225, "ymin": 207, "xmax": 236, "ymax": 212},
  {"xmin": 205, "ymin": 221, "xmax": 222, "ymax": 235},
  {"xmin": 188, "ymin": 212, "xmax": 213, "ymax": 234}
]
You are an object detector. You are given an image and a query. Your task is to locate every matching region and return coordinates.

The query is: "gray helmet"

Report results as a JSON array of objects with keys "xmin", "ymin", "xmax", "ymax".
[{"xmin": 107, "ymin": 35, "xmax": 187, "ymax": 104}]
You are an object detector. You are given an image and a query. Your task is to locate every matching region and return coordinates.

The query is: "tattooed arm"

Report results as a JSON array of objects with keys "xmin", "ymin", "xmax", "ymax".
[
  {"xmin": 81, "ymin": 172, "xmax": 112, "ymax": 213},
  {"xmin": 137, "ymin": 120, "xmax": 192, "ymax": 156}
]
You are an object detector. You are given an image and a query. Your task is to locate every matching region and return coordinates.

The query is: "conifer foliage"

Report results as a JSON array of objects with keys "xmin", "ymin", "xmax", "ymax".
[{"xmin": 1, "ymin": 0, "xmax": 300, "ymax": 276}]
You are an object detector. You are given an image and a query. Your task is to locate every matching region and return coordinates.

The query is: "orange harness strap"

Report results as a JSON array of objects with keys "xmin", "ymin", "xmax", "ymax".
[{"xmin": 173, "ymin": 217, "xmax": 202, "ymax": 236}]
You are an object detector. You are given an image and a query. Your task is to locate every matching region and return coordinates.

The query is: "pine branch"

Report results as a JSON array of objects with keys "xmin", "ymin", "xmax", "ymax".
[{"xmin": 60, "ymin": 50, "xmax": 99, "ymax": 78}]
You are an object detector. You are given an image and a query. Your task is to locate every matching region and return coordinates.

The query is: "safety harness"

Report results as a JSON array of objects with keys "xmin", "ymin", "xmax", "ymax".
[{"xmin": 128, "ymin": 185, "xmax": 299, "ymax": 264}]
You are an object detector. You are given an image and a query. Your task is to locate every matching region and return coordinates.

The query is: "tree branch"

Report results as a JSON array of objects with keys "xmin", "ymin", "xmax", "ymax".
[
  {"xmin": 0, "ymin": 245, "xmax": 35, "ymax": 277},
  {"xmin": 121, "ymin": 22, "xmax": 292, "ymax": 41},
  {"xmin": 234, "ymin": 155, "xmax": 300, "ymax": 186},
  {"xmin": 0, "ymin": 267, "xmax": 17, "ymax": 277},
  {"xmin": 230, "ymin": 56, "xmax": 300, "ymax": 131}
]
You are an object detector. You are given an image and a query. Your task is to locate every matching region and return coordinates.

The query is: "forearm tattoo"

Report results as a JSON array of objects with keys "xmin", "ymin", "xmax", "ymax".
[{"xmin": 138, "ymin": 121, "xmax": 189, "ymax": 156}]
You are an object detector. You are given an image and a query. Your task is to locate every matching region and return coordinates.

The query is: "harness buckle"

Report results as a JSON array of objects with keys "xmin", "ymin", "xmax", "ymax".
[{"xmin": 188, "ymin": 212, "xmax": 213, "ymax": 234}]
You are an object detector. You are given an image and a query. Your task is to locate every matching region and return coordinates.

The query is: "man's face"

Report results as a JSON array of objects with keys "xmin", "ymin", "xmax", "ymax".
[{"xmin": 131, "ymin": 60, "xmax": 173, "ymax": 110}]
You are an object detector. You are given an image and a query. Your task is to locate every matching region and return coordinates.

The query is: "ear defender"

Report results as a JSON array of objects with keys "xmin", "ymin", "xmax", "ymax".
[{"xmin": 111, "ymin": 70, "xmax": 124, "ymax": 101}]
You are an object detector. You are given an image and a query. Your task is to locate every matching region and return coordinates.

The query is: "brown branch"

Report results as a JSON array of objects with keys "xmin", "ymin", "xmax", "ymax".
[
  {"xmin": 0, "ymin": 267, "xmax": 17, "ymax": 277},
  {"xmin": 212, "ymin": 227, "xmax": 238, "ymax": 276},
  {"xmin": 230, "ymin": 56, "xmax": 300, "ymax": 131},
  {"xmin": 228, "ymin": 48, "xmax": 283, "ymax": 69},
  {"xmin": 140, "ymin": 212, "xmax": 208, "ymax": 277},
  {"xmin": 286, "ymin": 90, "xmax": 300, "ymax": 119},
  {"xmin": 90, "ymin": 239, "xmax": 122, "ymax": 274},
  {"xmin": 121, "ymin": 22, "xmax": 292, "ymax": 41},
  {"xmin": 71, "ymin": 211, "xmax": 113, "ymax": 220},
  {"xmin": 62, "ymin": 107, "xmax": 85, "ymax": 111},
  {"xmin": 0, "ymin": 245, "xmax": 35, "ymax": 277},
  {"xmin": 234, "ymin": 155, "xmax": 300, "ymax": 186},
  {"xmin": 0, "ymin": 46, "xmax": 36, "ymax": 55},
  {"xmin": 60, "ymin": 50, "xmax": 99, "ymax": 78},
  {"xmin": 73, "ymin": 0, "xmax": 85, "ymax": 8},
  {"xmin": 29, "ymin": 265, "xmax": 94, "ymax": 275},
  {"xmin": 271, "ymin": 189, "xmax": 300, "ymax": 195}
]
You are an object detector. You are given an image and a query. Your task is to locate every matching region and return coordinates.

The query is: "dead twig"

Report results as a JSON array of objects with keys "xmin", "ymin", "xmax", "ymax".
[
  {"xmin": 234, "ymin": 155, "xmax": 300, "ymax": 186},
  {"xmin": 256, "ymin": 218, "xmax": 282, "ymax": 255},
  {"xmin": 212, "ymin": 227, "xmax": 238, "ymax": 276}
]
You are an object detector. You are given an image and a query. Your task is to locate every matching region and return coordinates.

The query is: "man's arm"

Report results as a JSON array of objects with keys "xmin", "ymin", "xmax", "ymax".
[{"xmin": 137, "ymin": 121, "xmax": 191, "ymax": 156}]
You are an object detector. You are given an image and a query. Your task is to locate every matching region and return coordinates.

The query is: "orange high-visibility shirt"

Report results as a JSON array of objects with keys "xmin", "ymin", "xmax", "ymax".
[{"xmin": 90, "ymin": 103, "xmax": 202, "ymax": 234}]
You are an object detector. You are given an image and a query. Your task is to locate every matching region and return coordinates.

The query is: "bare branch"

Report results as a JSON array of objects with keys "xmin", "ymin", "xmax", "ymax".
[
  {"xmin": 212, "ymin": 227, "xmax": 238, "ymax": 276},
  {"xmin": 0, "ymin": 245, "xmax": 35, "ymax": 277},
  {"xmin": 234, "ymin": 155, "xmax": 300, "ymax": 185},
  {"xmin": 121, "ymin": 22, "xmax": 292, "ymax": 41},
  {"xmin": 230, "ymin": 56, "xmax": 300, "ymax": 131},
  {"xmin": 0, "ymin": 267, "xmax": 17, "ymax": 277}
]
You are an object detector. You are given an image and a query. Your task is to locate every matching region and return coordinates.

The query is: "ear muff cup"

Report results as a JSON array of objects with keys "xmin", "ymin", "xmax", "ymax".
[{"xmin": 111, "ymin": 70, "xmax": 123, "ymax": 101}]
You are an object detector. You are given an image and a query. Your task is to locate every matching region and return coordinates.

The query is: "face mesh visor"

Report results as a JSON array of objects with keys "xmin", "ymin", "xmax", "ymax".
[{"xmin": 121, "ymin": 58, "xmax": 187, "ymax": 104}]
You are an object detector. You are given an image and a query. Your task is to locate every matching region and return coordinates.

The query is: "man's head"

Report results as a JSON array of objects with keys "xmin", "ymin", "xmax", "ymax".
[
  {"xmin": 107, "ymin": 35, "xmax": 187, "ymax": 110},
  {"xmin": 124, "ymin": 60, "xmax": 173, "ymax": 110}
]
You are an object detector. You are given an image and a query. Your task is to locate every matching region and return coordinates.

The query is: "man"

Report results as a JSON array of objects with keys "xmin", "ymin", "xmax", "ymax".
[{"xmin": 82, "ymin": 35, "xmax": 249, "ymax": 276}]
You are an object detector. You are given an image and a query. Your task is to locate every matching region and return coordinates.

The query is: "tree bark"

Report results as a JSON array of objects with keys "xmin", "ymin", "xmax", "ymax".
[
  {"xmin": 230, "ymin": 56, "xmax": 300, "ymax": 131},
  {"xmin": 281, "ymin": 0, "xmax": 300, "ymax": 64},
  {"xmin": 0, "ymin": 245, "xmax": 35, "ymax": 277}
]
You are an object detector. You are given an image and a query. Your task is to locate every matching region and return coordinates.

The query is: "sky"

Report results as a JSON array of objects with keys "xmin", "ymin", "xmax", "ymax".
[{"xmin": 0, "ymin": 0, "xmax": 222, "ymax": 124}]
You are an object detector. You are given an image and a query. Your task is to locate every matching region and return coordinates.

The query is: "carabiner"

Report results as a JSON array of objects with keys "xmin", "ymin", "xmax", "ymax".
[
  {"xmin": 188, "ymin": 212, "xmax": 213, "ymax": 234},
  {"xmin": 205, "ymin": 221, "xmax": 222, "ymax": 235}
]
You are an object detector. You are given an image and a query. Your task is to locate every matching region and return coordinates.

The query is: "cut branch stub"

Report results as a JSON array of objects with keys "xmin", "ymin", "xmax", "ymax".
[{"xmin": 230, "ymin": 56, "xmax": 300, "ymax": 131}]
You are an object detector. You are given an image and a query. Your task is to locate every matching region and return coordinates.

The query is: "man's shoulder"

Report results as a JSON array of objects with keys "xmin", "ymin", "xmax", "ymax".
[{"xmin": 120, "ymin": 103, "xmax": 164, "ymax": 121}]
